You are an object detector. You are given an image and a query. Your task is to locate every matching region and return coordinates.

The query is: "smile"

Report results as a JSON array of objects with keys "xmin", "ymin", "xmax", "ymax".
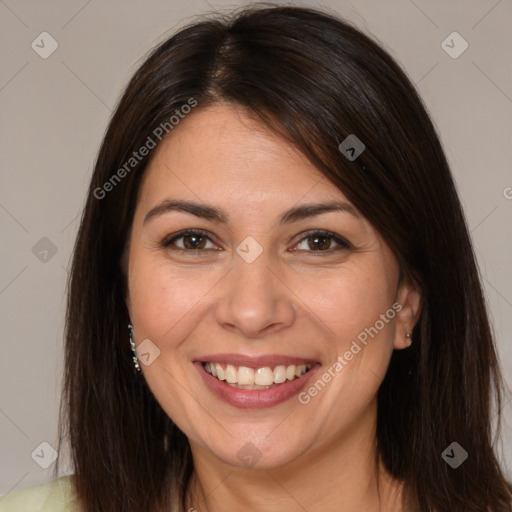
[
  {"xmin": 195, "ymin": 358, "xmax": 320, "ymax": 409},
  {"xmin": 203, "ymin": 362, "xmax": 313, "ymax": 389}
]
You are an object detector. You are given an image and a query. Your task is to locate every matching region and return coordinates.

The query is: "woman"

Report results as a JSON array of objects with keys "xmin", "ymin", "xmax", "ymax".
[{"xmin": 1, "ymin": 5, "xmax": 511, "ymax": 512}]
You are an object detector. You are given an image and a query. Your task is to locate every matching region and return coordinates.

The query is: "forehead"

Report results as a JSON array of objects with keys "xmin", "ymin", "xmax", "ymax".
[{"xmin": 137, "ymin": 103, "xmax": 349, "ymax": 210}]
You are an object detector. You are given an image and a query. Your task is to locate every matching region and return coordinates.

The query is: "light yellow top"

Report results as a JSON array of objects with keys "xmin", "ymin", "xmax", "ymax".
[
  {"xmin": 0, "ymin": 476, "xmax": 80, "ymax": 512},
  {"xmin": 0, "ymin": 476, "xmax": 180, "ymax": 511}
]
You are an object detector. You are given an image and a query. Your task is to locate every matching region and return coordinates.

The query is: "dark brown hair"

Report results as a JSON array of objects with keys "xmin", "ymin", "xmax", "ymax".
[{"xmin": 56, "ymin": 5, "xmax": 512, "ymax": 511}]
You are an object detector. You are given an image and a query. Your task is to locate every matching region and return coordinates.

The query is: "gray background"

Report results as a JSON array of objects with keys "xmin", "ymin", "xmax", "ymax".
[{"xmin": 1, "ymin": 0, "xmax": 511, "ymax": 495}]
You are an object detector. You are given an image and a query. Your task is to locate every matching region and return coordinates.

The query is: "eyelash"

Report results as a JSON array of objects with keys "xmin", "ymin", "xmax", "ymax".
[{"xmin": 161, "ymin": 229, "xmax": 351, "ymax": 256}]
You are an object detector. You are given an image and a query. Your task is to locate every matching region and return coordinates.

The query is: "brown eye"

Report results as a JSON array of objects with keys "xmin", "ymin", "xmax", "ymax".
[
  {"xmin": 162, "ymin": 230, "xmax": 217, "ymax": 252},
  {"xmin": 306, "ymin": 234, "xmax": 331, "ymax": 251},
  {"xmin": 181, "ymin": 233, "xmax": 207, "ymax": 250},
  {"xmin": 293, "ymin": 230, "xmax": 351, "ymax": 253}
]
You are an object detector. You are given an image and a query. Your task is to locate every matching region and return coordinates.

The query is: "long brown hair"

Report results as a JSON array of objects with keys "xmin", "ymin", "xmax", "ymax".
[{"xmin": 56, "ymin": 5, "xmax": 512, "ymax": 511}]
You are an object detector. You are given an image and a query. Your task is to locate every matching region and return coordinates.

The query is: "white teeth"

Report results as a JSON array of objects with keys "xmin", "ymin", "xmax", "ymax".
[
  {"xmin": 273, "ymin": 365, "xmax": 287, "ymax": 383},
  {"xmin": 238, "ymin": 366, "xmax": 254, "ymax": 385},
  {"xmin": 225, "ymin": 364, "xmax": 237, "ymax": 384},
  {"xmin": 286, "ymin": 365, "xmax": 296, "ymax": 380},
  {"xmin": 204, "ymin": 362, "xmax": 312, "ymax": 387},
  {"xmin": 254, "ymin": 367, "xmax": 274, "ymax": 386},
  {"xmin": 215, "ymin": 363, "xmax": 225, "ymax": 380}
]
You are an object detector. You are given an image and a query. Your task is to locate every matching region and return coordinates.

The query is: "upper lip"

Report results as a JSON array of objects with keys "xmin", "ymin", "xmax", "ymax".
[{"xmin": 195, "ymin": 353, "xmax": 318, "ymax": 369}]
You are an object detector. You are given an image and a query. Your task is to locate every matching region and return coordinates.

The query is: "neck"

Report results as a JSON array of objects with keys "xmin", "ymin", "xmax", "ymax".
[{"xmin": 184, "ymin": 402, "xmax": 405, "ymax": 512}]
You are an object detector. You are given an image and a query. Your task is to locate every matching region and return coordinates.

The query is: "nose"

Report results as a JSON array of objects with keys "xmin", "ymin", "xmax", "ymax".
[{"xmin": 214, "ymin": 253, "xmax": 296, "ymax": 339}]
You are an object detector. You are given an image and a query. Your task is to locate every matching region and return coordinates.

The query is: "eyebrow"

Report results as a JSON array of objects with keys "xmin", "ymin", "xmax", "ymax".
[{"xmin": 143, "ymin": 199, "xmax": 360, "ymax": 226}]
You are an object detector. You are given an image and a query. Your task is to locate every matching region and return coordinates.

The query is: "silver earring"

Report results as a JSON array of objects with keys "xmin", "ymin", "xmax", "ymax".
[
  {"xmin": 128, "ymin": 324, "xmax": 141, "ymax": 373},
  {"xmin": 406, "ymin": 331, "xmax": 412, "ymax": 343}
]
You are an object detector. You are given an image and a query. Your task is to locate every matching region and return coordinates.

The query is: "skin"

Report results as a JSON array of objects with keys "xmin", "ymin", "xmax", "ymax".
[{"xmin": 125, "ymin": 103, "xmax": 421, "ymax": 512}]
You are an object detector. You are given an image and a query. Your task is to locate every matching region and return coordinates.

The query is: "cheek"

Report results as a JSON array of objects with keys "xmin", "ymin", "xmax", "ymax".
[
  {"xmin": 292, "ymin": 260, "xmax": 396, "ymax": 347},
  {"xmin": 127, "ymin": 255, "xmax": 213, "ymax": 343}
]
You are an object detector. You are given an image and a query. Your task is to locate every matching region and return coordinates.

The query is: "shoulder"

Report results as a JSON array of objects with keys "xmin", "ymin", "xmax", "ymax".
[{"xmin": 0, "ymin": 475, "xmax": 80, "ymax": 512}]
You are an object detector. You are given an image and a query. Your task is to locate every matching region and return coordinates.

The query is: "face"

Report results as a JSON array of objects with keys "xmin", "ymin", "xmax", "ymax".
[{"xmin": 125, "ymin": 103, "xmax": 419, "ymax": 470}]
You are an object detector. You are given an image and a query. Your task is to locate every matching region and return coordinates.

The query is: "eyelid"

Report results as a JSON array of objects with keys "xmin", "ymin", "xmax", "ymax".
[
  {"xmin": 290, "ymin": 229, "xmax": 352, "ymax": 252},
  {"xmin": 162, "ymin": 229, "xmax": 219, "ymax": 251},
  {"xmin": 162, "ymin": 228, "xmax": 352, "ymax": 254}
]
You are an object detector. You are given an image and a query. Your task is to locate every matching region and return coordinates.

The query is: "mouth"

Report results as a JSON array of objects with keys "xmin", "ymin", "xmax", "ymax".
[
  {"xmin": 202, "ymin": 361, "xmax": 313, "ymax": 390},
  {"xmin": 194, "ymin": 356, "xmax": 320, "ymax": 409}
]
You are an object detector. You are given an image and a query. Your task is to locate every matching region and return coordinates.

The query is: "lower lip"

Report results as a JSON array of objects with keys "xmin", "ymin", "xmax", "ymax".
[{"xmin": 194, "ymin": 362, "xmax": 321, "ymax": 409}]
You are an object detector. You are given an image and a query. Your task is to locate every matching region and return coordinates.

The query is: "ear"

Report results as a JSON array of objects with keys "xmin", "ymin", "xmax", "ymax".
[{"xmin": 393, "ymin": 275, "xmax": 421, "ymax": 350}]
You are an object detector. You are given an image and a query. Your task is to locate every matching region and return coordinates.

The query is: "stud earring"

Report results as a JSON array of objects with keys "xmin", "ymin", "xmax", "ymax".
[
  {"xmin": 128, "ymin": 324, "xmax": 141, "ymax": 373},
  {"xmin": 406, "ymin": 331, "xmax": 412, "ymax": 344}
]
